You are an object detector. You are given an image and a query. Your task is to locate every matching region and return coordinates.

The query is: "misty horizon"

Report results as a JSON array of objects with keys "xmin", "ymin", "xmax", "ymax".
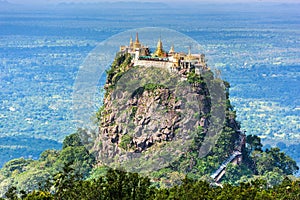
[{"xmin": 2, "ymin": 0, "xmax": 300, "ymax": 6}]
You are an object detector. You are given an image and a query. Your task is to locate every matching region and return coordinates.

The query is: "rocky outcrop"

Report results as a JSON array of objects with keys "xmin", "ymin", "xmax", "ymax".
[
  {"xmin": 92, "ymin": 54, "xmax": 214, "ymax": 165},
  {"xmin": 92, "ymin": 53, "xmax": 243, "ymax": 173}
]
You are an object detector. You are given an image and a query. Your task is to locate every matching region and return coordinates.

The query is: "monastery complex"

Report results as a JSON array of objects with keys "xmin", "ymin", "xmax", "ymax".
[{"xmin": 120, "ymin": 33, "xmax": 208, "ymax": 75}]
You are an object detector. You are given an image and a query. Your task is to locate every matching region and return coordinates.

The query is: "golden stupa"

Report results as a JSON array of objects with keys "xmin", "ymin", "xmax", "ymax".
[{"xmin": 153, "ymin": 37, "xmax": 165, "ymax": 57}]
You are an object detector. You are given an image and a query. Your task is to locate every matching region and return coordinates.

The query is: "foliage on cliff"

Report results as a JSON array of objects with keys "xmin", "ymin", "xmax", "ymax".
[{"xmin": 0, "ymin": 131, "xmax": 95, "ymax": 197}]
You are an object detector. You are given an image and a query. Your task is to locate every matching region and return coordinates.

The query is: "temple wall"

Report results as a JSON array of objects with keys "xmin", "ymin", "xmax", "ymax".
[
  {"xmin": 133, "ymin": 60, "xmax": 173, "ymax": 71},
  {"xmin": 132, "ymin": 59, "xmax": 206, "ymax": 76}
]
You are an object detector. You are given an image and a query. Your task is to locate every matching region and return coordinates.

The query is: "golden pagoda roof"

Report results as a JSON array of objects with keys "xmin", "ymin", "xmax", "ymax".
[
  {"xmin": 185, "ymin": 47, "xmax": 196, "ymax": 60},
  {"xmin": 135, "ymin": 32, "xmax": 139, "ymax": 43},
  {"xmin": 129, "ymin": 36, "xmax": 133, "ymax": 48},
  {"xmin": 134, "ymin": 32, "xmax": 141, "ymax": 49},
  {"xmin": 169, "ymin": 45, "xmax": 175, "ymax": 54},
  {"xmin": 153, "ymin": 37, "xmax": 165, "ymax": 57}
]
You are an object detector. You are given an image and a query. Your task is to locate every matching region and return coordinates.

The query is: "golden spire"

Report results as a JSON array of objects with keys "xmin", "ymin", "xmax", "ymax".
[
  {"xmin": 135, "ymin": 32, "xmax": 139, "ymax": 43},
  {"xmin": 157, "ymin": 37, "xmax": 162, "ymax": 49},
  {"xmin": 153, "ymin": 37, "xmax": 164, "ymax": 57},
  {"xmin": 134, "ymin": 32, "xmax": 141, "ymax": 49},
  {"xmin": 187, "ymin": 46, "xmax": 194, "ymax": 60},
  {"xmin": 169, "ymin": 44, "xmax": 175, "ymax": 54},
  {"xmin": 129, "ymin": 36, "xmax": 133, "ymax": 48}
]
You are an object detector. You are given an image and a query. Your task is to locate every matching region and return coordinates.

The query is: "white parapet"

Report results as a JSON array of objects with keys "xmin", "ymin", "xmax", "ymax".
[{"xmin": 133, "ymin": 60, "xmax": 173, "ymax": 72}]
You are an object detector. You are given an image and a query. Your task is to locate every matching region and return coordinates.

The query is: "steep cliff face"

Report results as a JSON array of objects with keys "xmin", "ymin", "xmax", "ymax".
[{"xmin": 92, "ymin": 53, "xmax": 242, "ymax": 177}]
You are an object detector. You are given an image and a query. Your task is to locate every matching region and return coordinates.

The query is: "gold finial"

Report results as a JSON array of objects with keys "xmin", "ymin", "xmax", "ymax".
[
  {"xmin": 129, "ymin": 36, "xmax": 133, "ymax": 48},
  {"xmin": 169, "ymin": 44, "xmax": 175, "ymax": 54},
  {"xmin": 134, "ymin": 32, "xmax": 141, "ymax": 49},
  {"xmin": 157, "ymin": 37, "xmax": 162, "ymax": 49},
  {"xmin": 187, "ymin": 46, "xmax": 194, "ymax": 60},
  {"xmin": 135, "ymin": 32, "xmax": 139, "ymax": 43},
  {"xmin": 153, "ymin": 37, "xmax": 164, "ymax": 57}
]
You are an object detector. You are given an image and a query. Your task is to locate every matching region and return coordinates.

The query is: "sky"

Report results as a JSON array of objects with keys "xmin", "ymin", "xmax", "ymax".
[{"xmin": 5, "ymin": 0, "xmax": 300, "ymax": 5}]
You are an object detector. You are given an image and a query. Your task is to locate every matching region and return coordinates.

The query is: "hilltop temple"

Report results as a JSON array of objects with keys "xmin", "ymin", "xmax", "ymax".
[{"xmin": 119, "ymin": 33, "xmax": 208, "ymax": 75}]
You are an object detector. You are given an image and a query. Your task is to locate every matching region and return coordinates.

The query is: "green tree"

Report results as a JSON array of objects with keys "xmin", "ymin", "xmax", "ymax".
[
  {"xmin": 39, "ymin": 149, "xmax": 60, "ymax": 168},
  {"xmin": 62, "ymin": 133, "xmax": 83, "ymax": 149},
  {"xmin": 55, "ymin": 132, "xmax": 95, "ymax": 177},
  {"xmin": 24, "ymin": 191, "xmax": 53, "ymax": 200},
  {"xmin": 267, "ymin": 148, "xmax": 299, "ymax": 175},
  {"xmin": 56, "ymin": 146, "xmax": 95, "ymax": 178},
  {"xmin": 222, "ymin": 163, "xmax": 253, "ymax": 185},
  {"xmin": 4, "ymin": 186, "xmax": 18, "ymax": 200},
  {"xmin": 2, "ymin": 158, "xmax": 33, "ymax": 176},
  {"xmin": 53, "ymin": 164, "xmax": 79, "ymax": 200},
  {"xmin": 15, "ymin": 170, "xmax": 51, "ymax": 193},
  {"xmin": 246, "ymin": 135, "xmax": 263, "ymax": 153},
  {"xmin": 105, "ymin": 168, "xmax": 153, "ymax": 200},
  {"xmin": 212, "ymin": 127, "xmax": 239, "ymax": 162},
  {"xmin": 251, "ymin": 148, "xmax": 299, "ymax": 176}
]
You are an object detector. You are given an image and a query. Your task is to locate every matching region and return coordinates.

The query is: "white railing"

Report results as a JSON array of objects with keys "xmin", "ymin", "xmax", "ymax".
[{"xmin": 210, "ymin": 151, "xmax": 242, "ymax": 180}]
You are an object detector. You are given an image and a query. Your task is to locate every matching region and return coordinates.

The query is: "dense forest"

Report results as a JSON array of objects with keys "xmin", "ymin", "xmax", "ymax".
[
  {"xmin": 0, "ymin": 123, "xmax": 298, "ymax": 198},
  {"xmin": 2, "ymin": 165, "xmax": 300, "ymax": 200}
]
